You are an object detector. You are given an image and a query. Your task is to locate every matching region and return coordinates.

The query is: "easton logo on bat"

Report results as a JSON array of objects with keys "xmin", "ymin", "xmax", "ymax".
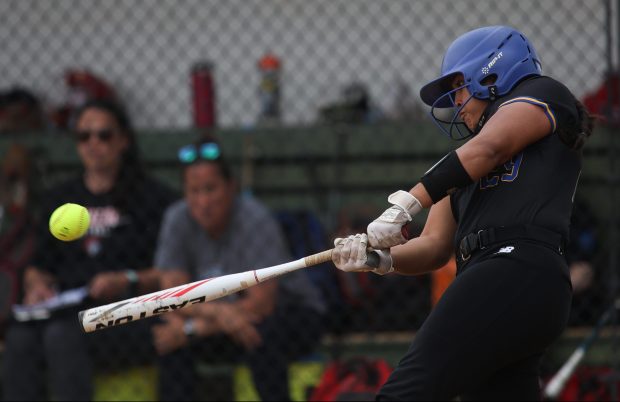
[
  {"xmin": 93, "ymin": 296, "xmax": 207, "ymax": 330},
  {"xmin": 88, "ymin": 278, "xmax": 214, "ymax": 322}
]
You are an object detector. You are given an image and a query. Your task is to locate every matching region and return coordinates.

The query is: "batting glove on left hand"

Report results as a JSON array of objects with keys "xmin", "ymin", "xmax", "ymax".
[{"xmin": 332, "ymin": 234, "xmax": 393, "ymax": 275}]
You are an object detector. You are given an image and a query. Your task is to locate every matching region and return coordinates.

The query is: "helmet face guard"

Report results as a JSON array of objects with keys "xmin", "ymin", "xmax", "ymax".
[
  {"xmin": 420, "ymin": 26, "xmax": 542, "ymax": 140},
  {"xmin": 429, "ymin": 83, "xmax": 476, "ymax": 140}
]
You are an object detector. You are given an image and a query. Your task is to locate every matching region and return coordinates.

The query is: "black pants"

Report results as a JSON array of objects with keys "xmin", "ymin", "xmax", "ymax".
[
  {"xmin": 2, "ymin": 313, "xmax": 93, "ymax": 401},
  {"xmin": 377, "ymin": 241, "xmax": 572, "ymax": 401},
  {"xmin": 158, "ymin": 303, "xmax": 324, "ymax": 401}
]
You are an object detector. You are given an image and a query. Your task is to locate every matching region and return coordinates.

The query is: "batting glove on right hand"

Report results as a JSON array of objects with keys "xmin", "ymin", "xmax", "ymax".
[
  {"xmin": 332, "ymin": 233, "xmax": 393, "ymax": 275},
  {"xmin": 367, "ymin": 190, "xmax": 422, "ymax": 249}
]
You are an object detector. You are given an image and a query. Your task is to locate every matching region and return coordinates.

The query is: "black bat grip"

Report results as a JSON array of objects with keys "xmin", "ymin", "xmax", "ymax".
[{"xmin": 366, "ymin": 251, "xmax": 381, "ymax": 268}]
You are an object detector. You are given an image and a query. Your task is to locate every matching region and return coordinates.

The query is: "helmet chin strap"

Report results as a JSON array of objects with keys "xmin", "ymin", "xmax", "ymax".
[
  {"xmin": 473, "ymin": 88, "xmax": 498, "ymax": 135},
  {"xmin": 474, "ymin": 105, "xmax": 490, "ymax": 135},
  {"xmin": 487, "ymin": 85, "xmax": 498, "ymax": 101}
]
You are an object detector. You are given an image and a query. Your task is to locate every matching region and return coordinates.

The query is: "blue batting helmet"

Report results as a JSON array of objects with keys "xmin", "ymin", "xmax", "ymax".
[{"xmin": 420, "ymin": 26, "xmax": 542, "ymax": 108}]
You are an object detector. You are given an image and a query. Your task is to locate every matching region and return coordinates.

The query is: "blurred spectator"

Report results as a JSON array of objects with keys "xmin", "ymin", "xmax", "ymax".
[
  {"xmin": 0, "ymin": 87, "xmax": 47, "ymax": 134},
  {"xmin": 1, "ymin": 99, "xmax": 176, "ymax": 400},
  {"xmin": 50, "ymin": 69, "xmax": 118, "ymax": 129},
  {"xmin": 566, "ymin": 197, "xmax": 605, "ymax": 326},
  {"xmin": 152, "ymin": 136, "xmax": 326, "ymax": 401},
  {"xmin": 0, "ymin": 86, "xmax": 46, "ymax": 335},
  {"xmin": 0, "ymin": 144, "xmax": 37, "ymax": 336}
]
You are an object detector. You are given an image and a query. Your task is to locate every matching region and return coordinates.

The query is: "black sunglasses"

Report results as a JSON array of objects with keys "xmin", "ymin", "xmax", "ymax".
[
  {"xmin": 178, "ymin": 142, "xmax": 221, "ymax": 164},
  {"xmin": 75, "ymin": 129, "xmax": 116, "ymax": 143}
]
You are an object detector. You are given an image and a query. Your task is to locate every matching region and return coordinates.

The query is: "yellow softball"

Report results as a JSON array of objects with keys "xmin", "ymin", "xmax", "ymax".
[{"xmin": 49, "ymin": 203, "xmax": 90, "ymax": 242}]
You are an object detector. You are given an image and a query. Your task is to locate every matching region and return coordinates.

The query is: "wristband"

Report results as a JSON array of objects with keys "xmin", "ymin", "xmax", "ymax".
[
  {"xmin": 387, "ymin": 190, "xmax": 423, "ymax": 217},
  {"xmin": 420, "ymin": 151, "xmax": 473, "ymax": 203}
]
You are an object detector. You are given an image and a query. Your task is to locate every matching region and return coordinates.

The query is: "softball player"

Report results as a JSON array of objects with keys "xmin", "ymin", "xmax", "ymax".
[{"xmin": 332, "ymin": 25, "xmax": 595, "ymax": 400}]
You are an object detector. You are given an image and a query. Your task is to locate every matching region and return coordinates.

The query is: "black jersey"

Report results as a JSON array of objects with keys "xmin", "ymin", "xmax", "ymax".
[{"xmin": 450, "ymin": 76, "xmax": 582, "ymax": 248}]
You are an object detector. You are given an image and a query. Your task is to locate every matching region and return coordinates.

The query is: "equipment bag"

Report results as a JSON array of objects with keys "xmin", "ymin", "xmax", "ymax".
[{"xmin": 309, "ymin": 357, "xmax": 393, "ymax": 401}]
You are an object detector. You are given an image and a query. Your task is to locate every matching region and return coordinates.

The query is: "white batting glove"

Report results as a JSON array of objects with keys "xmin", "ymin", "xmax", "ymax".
[
  {"xmin": 367, "ymin": 190, "xmax": 422, "ymax": 249},
  {"xmin": 332, "ymin": 234, "xmax": 394, "ymax": 275}
]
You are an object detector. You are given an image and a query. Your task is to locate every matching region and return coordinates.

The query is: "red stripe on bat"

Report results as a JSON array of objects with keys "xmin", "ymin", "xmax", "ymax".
[
  {"xmin": 168, "ymin": 279, "xmax": 213, "ymax": 298},
  {"xmin": 153, "ymin": 289, "xmax": 180, "ymax": 300},
  {"xmin": 253, "ymin": 270, "xmax": 259, "ymax": 283},
  {"xmin": 134, "ymin": 289, "xmax": 178, "ymax": 304}
]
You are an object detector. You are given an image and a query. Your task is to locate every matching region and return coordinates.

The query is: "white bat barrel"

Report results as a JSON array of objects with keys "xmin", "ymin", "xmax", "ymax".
[{"xmin": 79, "ymin": 257, "xmax": 309, "ymax": 333}]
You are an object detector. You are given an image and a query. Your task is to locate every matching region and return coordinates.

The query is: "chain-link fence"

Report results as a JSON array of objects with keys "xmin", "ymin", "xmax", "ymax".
[
  {"xmin": 0, "ymin": 0, "xmax": 609, "ymax": 128},
  {"xmin": 0, "ymin": 0, "xmax": 618, "ymax": 400}
]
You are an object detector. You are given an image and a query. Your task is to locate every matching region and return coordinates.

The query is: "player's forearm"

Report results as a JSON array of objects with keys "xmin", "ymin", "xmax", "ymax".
[
  {"xmin": 408, "ymin": 183, "xmax": 433, "ymax": 208},
  {"xmin": 391, "ymin": 234, "xmax": 453, "ymax": 275}
]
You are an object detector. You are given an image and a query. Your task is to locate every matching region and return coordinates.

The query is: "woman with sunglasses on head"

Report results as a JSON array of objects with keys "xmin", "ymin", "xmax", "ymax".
[
  {"xmin": 331, "ymin": 26, "xmax": 596, "ymax": 400},
  {"xmin": 151, "ymin": 136, "xmax": 326, "ymax": 401},
  {"xmin": 2, "ymin": 99, "xmax": 176, "ymax": 401}
]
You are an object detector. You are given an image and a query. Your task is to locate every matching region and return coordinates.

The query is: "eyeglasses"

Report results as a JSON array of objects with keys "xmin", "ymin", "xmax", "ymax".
[
  {"xmin": 75, "ymin": 129, "xmax": 115, "ymax": 143},
  {"xmin": 178, "ymin": 142, "xmax": 221, "ymax": 164}
]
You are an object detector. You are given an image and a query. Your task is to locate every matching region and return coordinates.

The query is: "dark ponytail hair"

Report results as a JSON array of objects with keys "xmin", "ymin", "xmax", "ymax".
[
  {"xmin": 72, "ymin": 99, "xmax": 145, "ymax": 211},
  {"xmin": 558, "ymin": 99, "xmax": 596, "ymax": 150}
]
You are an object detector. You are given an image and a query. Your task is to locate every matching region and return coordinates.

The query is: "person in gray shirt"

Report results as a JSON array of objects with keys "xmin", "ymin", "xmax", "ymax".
[{"xmin": 152, "ymin": 136, "xmax": 326, "ymax": 401}]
